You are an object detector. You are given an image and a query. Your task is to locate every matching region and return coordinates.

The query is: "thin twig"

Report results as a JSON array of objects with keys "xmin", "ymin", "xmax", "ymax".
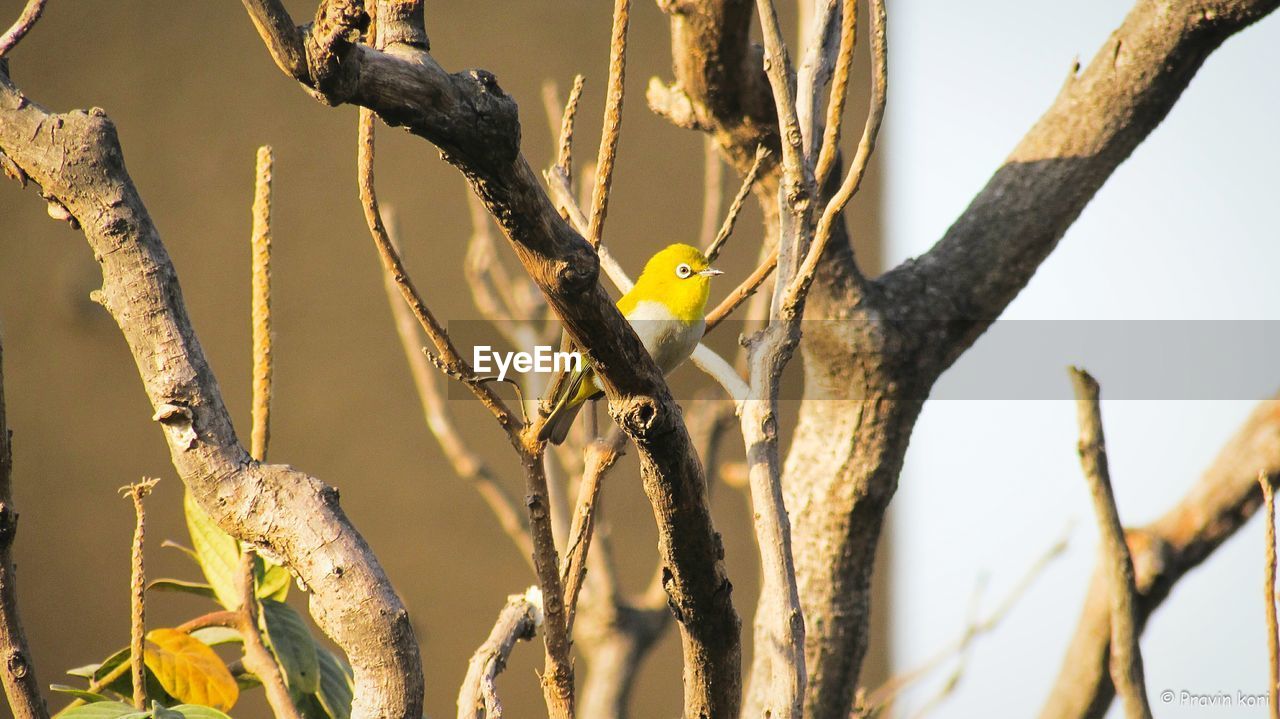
[
  {"xmin": 865, "ymin": 525, "xmax": 1071, "ymax": 710},
  {"xmin": 238, "ymin": 551, "xmax": 302, "ymax": 719},
  {"xmin": 586, "ymin": 0, "xmax": 631, "ymax": 248},
  {"xmin": 357, "ymin": 109, "xmax": 519, "ymax": 436},
  {"xmin": 461, "ymin": 196, "xmax": 543, "ymax": 351},
  {"xmin": 456, "ymin": 588, "xmax": 542, "ymax": 719},
  {"xmin": 705, "ymin": 146, "xmax": 768, "ymax": 263},
  {"xmin": 784, "ymin": 0, "xmax": 886, "ymax": 313},
  {"xmin": 561, "ymin": 430, "xmax": 627, "ymax": 634},
  {"xmin": 813, "ymin": 0, "xmax": 857, "ymax": 189},
  {"xmin": 753, "ymin": 0, "xmax": 806, "ymax": 183},
  {"xmin": 698, "ymin": 137, "xmax": 725, "ymax": 249},
  {"xmin": 0, "ymin": 0, "xmax": 47, "ymax": 58},
  {"xmin": 1263, "ymin": 471, "xmax": 1279, "ymax": 719},
  {"xmin": 1069, "ymin": 368, "xmax": 1152, "ymax": 719},
  {"xmin": 120, "ymin": 477, "xmax": 160, "ymax": 710},
  {"xmin": 556, "ymin": 75, "xmax": 586, "ymax": 184},
  {"xmin": 705, "ymin": 248, "xmax": 779, "ymax": 332},
  {"xmin": 250, "ymin": 145, "xmax": 274, "ymax": 463},
  {"xmin": 0, "ymin": 338, "xmax": 49, "ymax": 719},
  {"xmin": 381, "ymin": 211, "xmax": 536, "ymax": 570},
  {"xmin": 517, "ymin": 449, "xmax": 575, "ymax": 719}
]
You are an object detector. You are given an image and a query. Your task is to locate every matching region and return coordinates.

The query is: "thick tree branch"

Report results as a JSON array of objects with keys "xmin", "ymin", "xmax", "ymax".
[
  {"xmin": 0, "ymin": 338, "xmax": 49, "ymax": 719},
  {"xmin": 0, "ymin": 69, "xmax": 423, "ymax": 719},
  {"xmin": 878, "ymin": 0, "xmax": 1280, "ymax": 367},
  {"xmin": 241, "ymin": 4, "xmax": 740, "ymax": 711},
  {"xmin": 1069, "ymin": 369, "xmax": 1152, "ymax": 719},
  {"xmin": 1041, "ymin": 395, "xmax": 1280, "ymax": 719}
]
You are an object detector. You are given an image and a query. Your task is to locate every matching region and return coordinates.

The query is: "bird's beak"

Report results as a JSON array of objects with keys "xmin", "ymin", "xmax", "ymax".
[{"xmin": 698, "ymin": 267, "xmax": 724, "ymax": 277}]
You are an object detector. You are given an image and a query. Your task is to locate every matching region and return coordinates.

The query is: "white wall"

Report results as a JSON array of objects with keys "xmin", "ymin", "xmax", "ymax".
[{"xmin": 884, "ymin": 2, "xmax": 1280, "ymax": 716}]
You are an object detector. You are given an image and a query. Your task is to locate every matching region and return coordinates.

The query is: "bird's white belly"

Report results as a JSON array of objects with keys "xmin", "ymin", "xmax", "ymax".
[{"xmin": 626, "ymin": 300, "xmax": 705, "ymax": 374}]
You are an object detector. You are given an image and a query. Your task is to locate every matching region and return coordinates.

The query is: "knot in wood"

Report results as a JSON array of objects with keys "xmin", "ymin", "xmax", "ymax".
[
  {"xmin": 554, "ymin": 251, "xmax": 599, "ymax": 295},
  {"xmin": 618, "ymin": 398, "xmax": 661, "ymax": 438},
  {"xmin": 320, "ymin": 484, "xmax": 341, "ymax": 507},
  {"xmin": 6, "ymin": 648, "xmax": 29, "ymax": 677},
  {"xmin": 467, "ymin": 69, "xmax": 504, "ymax": 98}
]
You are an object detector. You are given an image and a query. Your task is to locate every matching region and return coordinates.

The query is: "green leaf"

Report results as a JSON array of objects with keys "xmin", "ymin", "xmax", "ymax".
[
  {"xmin": 59, "ymin": 701, "xmax": 148, "ymax": 719},
  {"xmin": 147, "ymin": 579, "xmax": 218, "ymax": 601},
  {"xmin": 143, "ymin": 629, "xmax": 239, "ymax": 711},
  {"xmin": 314, "ymin": 647, "xmax": 353, "ymax": 719},
  {"xmin": 259, "ymin": 599, "xmax": 319, "ymax": 695},
  {"xmin": 151, "ymin": 702, "xmax": 184, "ymax": 719},
  {"xmin": 83, "ymin": 647, "xmax": 171, "ymax": 704},
  {"xmin": 256, "ymin": 558, "xmax": 291, "ymax": 602},
  {"xmin": 66, "ymin": 663, "xmax": 102, "ymax": 679},
  {"xmin": 189, "ymin": 627, "xmax": 242, "ymax": 647},
  {"xmin": 50, "ymin": 684, "xmax": 112, "ymax": 703},
  {"xmin": 161, "ymin": 540, "xmax": 201, "ymax": 565},
  {"xmin": 295, "ymin": 692, "xmax": 330, "ymax": 719},
  {"xmin": 170, "ymin": 706, "xmax": 233, "ymax": 719},
  {"xmin": 231, "ymin": 670, "xmax": 262, "ymax": 691},
  {"xmin": 183, "ymin": 491, "xmax": 241, "ymax": 610}
]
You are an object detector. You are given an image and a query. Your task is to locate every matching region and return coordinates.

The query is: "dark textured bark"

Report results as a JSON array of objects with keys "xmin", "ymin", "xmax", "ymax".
[
  {"xmin": 0, "ymin": 70, "xmax": 422, "ymax": 719},
  {"xmin": 238, "ymin": 3, "xmax": 742, "ymax": 715},
  {"xmin": 653, "ymin": 1, "xmax": 1280, "ymax": 718}
]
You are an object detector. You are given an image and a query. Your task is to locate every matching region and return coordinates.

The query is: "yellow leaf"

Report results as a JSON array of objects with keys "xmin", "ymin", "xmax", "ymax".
[{"xmin": 143, "ymin": 628, "xmax": 239, "ymax": 711}]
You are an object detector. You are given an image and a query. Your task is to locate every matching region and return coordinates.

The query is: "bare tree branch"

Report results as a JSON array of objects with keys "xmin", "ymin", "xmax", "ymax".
[
  {"xmin": 782, "ymin": 0, "xmax": 884, "ymax": 315},
  {"xmin": 705, "ymin": 145, "xmax": 768, "ymax": 262},
  {"xmin": 698, "ymin": 136, "xmax": 725, "ymax": 248},
  {"xmin": 238, "ymin": 551, "xmax": 303, "ymax": 719},
  {"xmin": 0, "ymin": 338, "xmax": 49, "ymax": 719},
  {"xmin": 1262, "ymin": 472, "xmax": 1279, "ymax": 719},
  {"xmin": 812, "ymin": 0, "xmax": 855, "ymax": 190},
  {"xmin": 878, "ymin": 0, "xmax": 1280, "ymax": 366},
  {"xmin": 120, "ymin": 477, "xmax": 160, "ymax": 710},
  {"xmin": 561, "ymin": 431, "xmax": 627, "ymax": 634},
  {"xmin": 357, "ymin": 109, "xmax": 520, "ymax": 438},
  {"xmin": 0, "ymin": 66, "xmax": 424, "ymax": 719},
  {"xmin": 380, "ymin": 211, "xmax": 537, "ymax": 568},
  {"xmin": 1069, "ymin": 368, "xmax": 1151, "ymax": 719},
  {"xmin": 865, "ymin": 527, "xmax": 1070, "ymax": 713},
  {"xmin": 239, "ymin": 0, "xmax": 309, "ymax": 82},
  {"xmin": 1041, "ymin": 395, "xmax": 1280, "ymax": 719},
  {"xmin": 0, "ymin": 0, "xmax": 47, "ymax": 58},
  {"xmin": 250, "ymin": 145, "xmax": 275, "ymax": 464},
  {"xmin": 586, "ymin": 0, "xmax": 631, "ymax": 249},
  {"xmin": 704, "ymin": 247, "xmax": 778, "ymax": 332},
  {"xmin": 457, "ymin": 588, "xmax": 542, "ymax": 719}
]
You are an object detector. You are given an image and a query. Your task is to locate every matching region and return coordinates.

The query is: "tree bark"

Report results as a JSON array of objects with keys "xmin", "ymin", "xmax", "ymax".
[
  {"xmin": 0, "ymin": 337, "xmax": 49, "ymax": 719},
  {"xmin": 0, "ymin": 69, "xmax": 423, "ymax": 719},
  {"xmin": 654, "ymin": 1, "xmax": 1280, "ymax": 717}
]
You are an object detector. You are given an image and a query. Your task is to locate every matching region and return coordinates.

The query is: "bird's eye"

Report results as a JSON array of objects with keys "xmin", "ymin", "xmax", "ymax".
[{"xmin": 675, "ymin": 263, "xmax": 693, "ymax": 279}]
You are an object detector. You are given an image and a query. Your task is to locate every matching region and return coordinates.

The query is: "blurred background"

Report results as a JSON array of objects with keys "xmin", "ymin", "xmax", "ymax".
[{"xmin": 0, "ymin": 1, "xmax": 1276, "ymax": 718}]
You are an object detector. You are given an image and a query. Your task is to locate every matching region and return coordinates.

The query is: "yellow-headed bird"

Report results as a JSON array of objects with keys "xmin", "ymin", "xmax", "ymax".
[{"xmin": 538, "ymin": 243, "xmax": 722, "ymax": 444}]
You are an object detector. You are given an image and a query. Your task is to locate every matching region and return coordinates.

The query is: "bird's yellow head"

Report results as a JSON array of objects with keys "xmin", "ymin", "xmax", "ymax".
[{"xmin": 622, "ymin": 243, "xmax": 723, "ymax": 323}]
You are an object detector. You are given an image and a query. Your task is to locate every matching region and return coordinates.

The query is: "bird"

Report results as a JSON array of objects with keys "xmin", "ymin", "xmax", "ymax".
[{"xmin": 538, "ymin": 243, "xmax": 723, "ymax": 445}]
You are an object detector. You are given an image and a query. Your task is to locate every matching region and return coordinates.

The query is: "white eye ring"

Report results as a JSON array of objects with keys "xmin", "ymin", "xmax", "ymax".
[{"xmin": 675, "ymin": 263, "xmax": 693, "ymax": 279}]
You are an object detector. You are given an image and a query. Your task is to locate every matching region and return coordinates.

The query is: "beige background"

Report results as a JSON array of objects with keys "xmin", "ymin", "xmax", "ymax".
[{"xmin": 0, "ymin": 1, "xmax": 882, "ymax": 716}]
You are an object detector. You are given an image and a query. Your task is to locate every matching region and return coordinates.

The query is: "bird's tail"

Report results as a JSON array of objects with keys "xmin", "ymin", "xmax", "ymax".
[{"xmin": 538, "ymin": 398, "xmax": 585, "ymax": 445}]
